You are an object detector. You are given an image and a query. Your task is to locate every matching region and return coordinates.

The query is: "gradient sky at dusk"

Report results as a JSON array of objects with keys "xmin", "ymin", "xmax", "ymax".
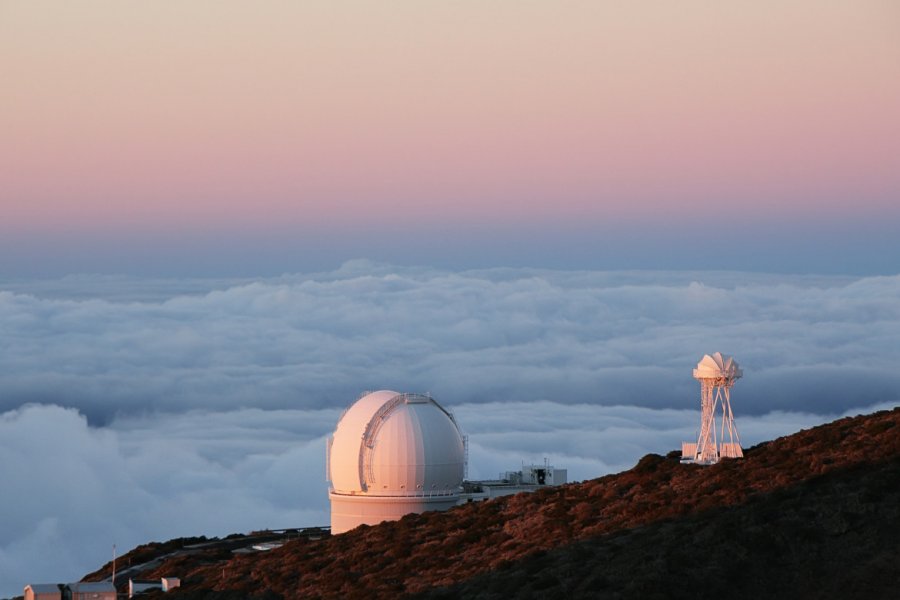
[
  {"xmin": 3, "ymin": 3, "xmax": 900, "ymax": 594},
  {"xmin": 2, "ymin": 1, "xmax": 899, "ymax": 276}
]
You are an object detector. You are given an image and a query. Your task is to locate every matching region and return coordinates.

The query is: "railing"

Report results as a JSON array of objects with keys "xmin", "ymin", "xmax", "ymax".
[
  {"xmin": 358, "ymin": 394, "xmax": 408, "ymax": 490},
  {"xmin": 353, "ymin": 392, "xmax": 467, "ymax": 492},
  {"xmin": 325, "ymin": 436, "xmax": 333, "ymax": 482},
  {"xmin": 335, "ymin": 488, "xmax": 462, "ymax": 499},
  {"xmin": 463, "ymin": 434, "xmax": 469, "ymax": 480}
]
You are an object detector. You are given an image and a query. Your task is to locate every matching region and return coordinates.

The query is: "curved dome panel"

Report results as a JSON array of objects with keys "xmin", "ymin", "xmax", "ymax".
[
  {"xmin": 328, "ymin": 390, "xmax": 465, "ymax": 497},
  {"xmin": 693, "ymin": 352, "xmax": 742, "ymax": 380},
  {"xmin": 329, "ymin": 390, "xmax": 399, "ymax": 493}
]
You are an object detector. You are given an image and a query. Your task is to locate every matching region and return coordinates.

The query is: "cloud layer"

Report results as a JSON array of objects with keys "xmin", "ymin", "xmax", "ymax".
[
  {"xmin": 0, "ymin": 404, "xmax": 330, "ymax": 598},
  {"xmin": 2, "ymin": 263, "xmax": 899, "ymax": 421},
  {"xmin": 2, "ymin": 264, "xmax": 899, "ymax": 597}
]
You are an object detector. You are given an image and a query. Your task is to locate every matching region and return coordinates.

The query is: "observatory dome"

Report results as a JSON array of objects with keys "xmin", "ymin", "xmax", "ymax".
[
  {"xmin": 693, "ymin": 352, "xmax": 742, "ymax": 380},
  {"xmin": 327, "ymin": 390, "xmax": 465, "ymax": 533}
]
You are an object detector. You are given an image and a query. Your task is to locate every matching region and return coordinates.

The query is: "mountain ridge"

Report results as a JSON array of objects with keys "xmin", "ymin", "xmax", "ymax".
[{"xmin": 81, "ymin": 407, "xmax": 900, "ymax": 599}]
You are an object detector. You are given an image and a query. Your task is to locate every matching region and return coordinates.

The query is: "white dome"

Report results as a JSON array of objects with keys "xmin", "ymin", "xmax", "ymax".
[
  {"xmin": 693, "ymin": 352, "xmax": 742, "ymax": 380},
  {"xmin": 328, "ymin": 390, "xmax": 465, "ymax": 497}
]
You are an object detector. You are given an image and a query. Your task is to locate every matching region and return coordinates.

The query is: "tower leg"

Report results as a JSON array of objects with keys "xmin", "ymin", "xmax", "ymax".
[{"xmin": 696, "ymin": 381, "xmax": 718, "ymax": 462}]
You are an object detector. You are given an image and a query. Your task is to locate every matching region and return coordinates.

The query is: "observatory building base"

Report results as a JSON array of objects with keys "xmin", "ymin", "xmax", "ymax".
[{"xmin": 329, "ymin": 491, "xmax": 460, "ymax": 534}]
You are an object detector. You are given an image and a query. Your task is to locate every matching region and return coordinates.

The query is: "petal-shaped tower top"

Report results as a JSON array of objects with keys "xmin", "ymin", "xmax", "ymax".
[{"xmin": 693, "ymin": 352, "xmax": 742, "ymax": 380}]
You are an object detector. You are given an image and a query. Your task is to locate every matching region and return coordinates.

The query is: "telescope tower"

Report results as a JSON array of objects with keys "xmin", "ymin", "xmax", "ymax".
[{"xmin": 682, "ymin": 352, "xmax": 743, "ymax": 464}]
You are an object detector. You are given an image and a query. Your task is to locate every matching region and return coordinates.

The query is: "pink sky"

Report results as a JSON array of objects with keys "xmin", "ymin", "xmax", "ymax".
[{"xmin": 1, "ymin": 1, "xmax": 899, "ymax": 273}]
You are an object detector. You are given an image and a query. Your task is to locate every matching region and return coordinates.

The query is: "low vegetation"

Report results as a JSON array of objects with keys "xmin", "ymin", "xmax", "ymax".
[{"xmin": 86, "ymin": 408, "xmax": 899, "ymax": 599}]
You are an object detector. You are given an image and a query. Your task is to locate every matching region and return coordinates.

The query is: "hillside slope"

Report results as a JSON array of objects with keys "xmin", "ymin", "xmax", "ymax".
[
  {"xmin": 417, "ymin": 456, "xmax": 900, "ymax": 599},
  {"xmin": 86, "ymin": 407, "xmax": 900, "ymax": 599}
]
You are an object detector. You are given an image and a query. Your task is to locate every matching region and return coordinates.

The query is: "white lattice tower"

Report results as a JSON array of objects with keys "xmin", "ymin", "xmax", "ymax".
[
  {"xmin": 695, "ymin": 376, "xmax": 742, "ymax": 462},
  {"xmin": 685, "ymin": 352, "xmax": 743, "ymax": 464}
]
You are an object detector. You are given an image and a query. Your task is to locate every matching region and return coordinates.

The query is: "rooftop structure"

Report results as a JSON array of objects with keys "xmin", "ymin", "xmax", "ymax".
[
  {"xmin": 327, "ymin": 390, "xmax": 466, "ymax": 533},
  {"xmin": 682, "ymin": 352, "xmax": 743, "ymax": 464},
  {"xmin": 461, "ymin": 463, "xmax": 567, "ymax": 503}
]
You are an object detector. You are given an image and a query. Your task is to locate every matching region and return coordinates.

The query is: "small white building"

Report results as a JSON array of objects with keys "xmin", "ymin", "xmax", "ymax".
[
  {"xmin": 24, "ymin": 584, "xmax": 61, "ymax": 600},
  {"xmin": 508, "ymin": 464, "xmax": 567, "ymax": 486},
  {"xmin": 460, "ymin": 463, "xmax": 567, "ymax": 503},
  {"xmin": 129, "ymin": 580, "xmax": 160, "ymax": 598},
  {"xmin": 129, "ymin": 577, "xmax": 181, "ymax": 597},
  {"xmin": 64, "ymin": 582, "xmax": 116, "ymax": 600}
]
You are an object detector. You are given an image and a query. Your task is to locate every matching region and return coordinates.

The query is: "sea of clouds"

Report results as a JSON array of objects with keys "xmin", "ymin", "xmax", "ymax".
[{"xmin": 1, "ymin": 262, "xmax": 898, "ymax": 597}]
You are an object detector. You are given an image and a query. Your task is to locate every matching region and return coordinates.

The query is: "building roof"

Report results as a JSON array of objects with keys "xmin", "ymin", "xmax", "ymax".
[
  {"xmin": 67, "ymin": 582, "xmax": 116, "ymax": 592},
  {"xmin": 25, "ymin": 584, "xmax": 61, "ymax": 593}
]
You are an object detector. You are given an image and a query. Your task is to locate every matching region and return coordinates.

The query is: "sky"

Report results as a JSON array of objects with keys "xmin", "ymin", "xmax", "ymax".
[
  {"xmin": 1, "ymin": 1, "xmax": 900, "ymax": 597},
  {"xmin": 1, "ymin": 1, "xmax": 900, "ymax": 276}
]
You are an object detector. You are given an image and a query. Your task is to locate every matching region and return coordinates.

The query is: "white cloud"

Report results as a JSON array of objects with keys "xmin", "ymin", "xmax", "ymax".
[
  {"xmin": 1, "ymin": 264, "xmax": 898, "ymax": 421},
  {"xmin": 0, "ymin": 404, "xmax": 331, "ymax": 598},
  {"xmin": 2, "ymin": 264, "xmax": 899, "ymax": 597}
]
